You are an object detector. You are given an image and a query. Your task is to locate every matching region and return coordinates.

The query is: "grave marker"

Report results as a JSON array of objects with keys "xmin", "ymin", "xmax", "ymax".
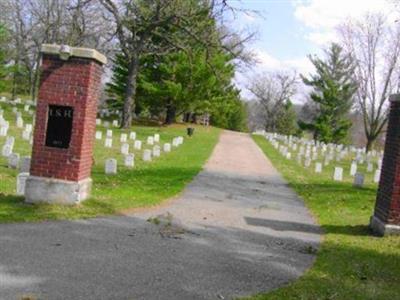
[
  {"xmin": 95, "ymin": 131, "xmax": 102, "ymax": 140},
  {"xmin": 143, "ymin": 149, "xmax": 152, "ymax": 161},
  {"xmin": 120, "ymin": 133, "xmax": 128, "ymax": 143},
  {"xmin": 105, "ymin": 158, "xmax": 117, "ymax": 174},
  {"xmin": 124, "ymin": 154, "xmax": 135, "ymax": 168},
  {"xmin": 134, "ymin": 140, "xmax": 142, "ymax": 150},
  {"xmin": 333, "ymin": 167, "xmax": 343, "ymax": 181},
  {"xmin": 315, "ymin": 162, "xmax": 322, "ymax": 173},
  {"xmin": 17, "ymin": 173, "xmax": 29, "ymax": 196},
  {"xmin": 353, "ymin": 172, "xmax": 364, "ymax": 188},
  {"xmin": 121, "ymin": 143, "xmax": 129, "ymax": 155},
  {"xmin": 105, "ymin": 138, "xmax": 113, "ymax": 148},
  {"xmin": 163, "ymin": 143, "xmax": 171, "ymax": 152},
  {"xmin": 129, "ymin": 132, "xmax": 136, "ymax": 140},
  {"xmin": 350, "ymin": 162, "xmax": 357, "ymax": 176}
]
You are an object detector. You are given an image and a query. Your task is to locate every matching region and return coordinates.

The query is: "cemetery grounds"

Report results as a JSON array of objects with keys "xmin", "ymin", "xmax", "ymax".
[
  {"xmin": 247, "ymin": 135, "xmax": 400, "ymax": 300},
  {"xmin": 1, "ymin": 95, "xmax": 400, "ymax": 299},
  {"xmin": 0, "ymin": 97, "xmax": 219, "ymax": 222}
]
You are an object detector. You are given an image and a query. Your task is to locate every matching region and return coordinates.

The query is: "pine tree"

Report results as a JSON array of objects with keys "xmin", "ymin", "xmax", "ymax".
[
  {"xmin": 301, "ymin": 43, "xmax": 357, "ymax": 143},
  {"xmin": 0, "ymin": 24, "xmax": 10, "ymax": 93}
]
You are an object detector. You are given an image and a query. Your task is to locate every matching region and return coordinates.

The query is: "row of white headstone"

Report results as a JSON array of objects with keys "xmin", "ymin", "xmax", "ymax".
[
  {"xmin": 259, "ymin": 131, "xmax": 382, "ymax": 186},
  {"xmin": 104, "ymin": 136, "xmax": 184, "ymax": 174}
]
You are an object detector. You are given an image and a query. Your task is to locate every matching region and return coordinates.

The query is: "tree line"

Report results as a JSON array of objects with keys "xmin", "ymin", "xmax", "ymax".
[
  {"xmin": 248, "ymin": 13, "xmax": 400, "ymax": 151},
  {"xmin": 0, "ymin": 0, "xmax": 251, "ymax": 131}
]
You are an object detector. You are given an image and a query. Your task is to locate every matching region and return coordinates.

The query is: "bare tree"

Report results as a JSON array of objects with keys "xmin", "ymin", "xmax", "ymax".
[
  {"xmin": 338, "ymin": 13, "xmax": 400, "ymax": 151},
  {"xmin": 0, "ymin": 0, "xmax": 112, "ymax": 101},
  {"xmin": 247, "ymin": 71, "xmax": 297, "ymax": 132}
]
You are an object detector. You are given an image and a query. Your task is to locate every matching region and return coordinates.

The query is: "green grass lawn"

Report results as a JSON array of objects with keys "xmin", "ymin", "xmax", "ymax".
[
  {"xmin": 0, "ymin": 100, "xmax": 220, "ymax": 223},
  {"xmin": 248, "ymin": 135, "xmax": 400, "ymax": 300}
]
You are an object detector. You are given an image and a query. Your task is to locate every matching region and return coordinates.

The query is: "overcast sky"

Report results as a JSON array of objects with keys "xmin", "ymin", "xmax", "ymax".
[{"xmin": 230, "ymin": 0, "xmax": 399, "ymax": 101}]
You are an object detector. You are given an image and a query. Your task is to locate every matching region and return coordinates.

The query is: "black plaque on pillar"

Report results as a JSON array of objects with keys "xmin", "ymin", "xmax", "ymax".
[{"xmin": 45, "ymin": 105, "xmax": 74, "ymax": 149}]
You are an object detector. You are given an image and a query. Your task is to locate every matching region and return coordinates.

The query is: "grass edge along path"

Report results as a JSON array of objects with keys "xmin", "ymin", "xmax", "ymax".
[
  {"xmin": 245, "ymin": 135, "xmax": 400, "ymax": 300},
  {"xmin": 0, "ymin": 125, "xmax": 220, "ymax": 223}
]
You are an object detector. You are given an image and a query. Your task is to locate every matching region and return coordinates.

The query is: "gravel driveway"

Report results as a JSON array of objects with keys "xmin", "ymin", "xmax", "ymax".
[{"xmin": 0, "ymin": 131, "xmax": 321, "ymax": 300}]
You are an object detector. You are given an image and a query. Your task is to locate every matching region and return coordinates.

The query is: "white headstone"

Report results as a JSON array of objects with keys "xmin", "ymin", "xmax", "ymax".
[
  {"xmin": 16, "ymin": 117, "xmax": 24, "ymax": 128},
  {"xmin": 154, "ymin": 133, "xmax": 160, "ymax": 143},
  {"xmin": 134, "ymin": 140, "xmax": 142, "ymax": 150},
  {"xmin": 315, "ymin": 162, "xmax": 322, "ymax": 173},
  {"xmin": 95, "ymin": 131, "xmax": 102, "ymax": 140},
  {"xmin": 2, "ymin": 144, "xmax": 12, "ymax": 157},
  {"xmin": 153, "ymin": 146, "xmax": 161, "ymax": 157},
  {"xmin": 22, "ymin": 130, "xmax": 31, "ymax": 141},
  {"xmin": 163, "ymin": 143, "xmax": 171, "ymax": 152},
  {"xmin": 333, "ymin": 167, "xmax": 343, "ymax": 181},
  {"xmin": 96, "ymin": 118, "xmax": 101, "ymax": 125},
  {"xmin": 374, "ymin": 169, "xmax": 381, "ymax": 183},
  {"xmin": 0, "ymin": 126, "xmax": 7, "ymax": 137},
  {"xmin": 304, "ymin": 157, "xmax": 311, "ymax": 167},
  {"xmin": 105, "ymin": 138, "xmax": 113, "ymax": 148},
  {"xmin": 367, "ymin": 162, "xmax": 373, "ymax": 172},
  {"xmin": 129, "ymin": 132, "xmax": 136, "ymax": 140},
  {"xmin": 106, "ymin": 129, "xmax": 113, "ymax": 138},
  {"xmin": 16, "ymin": 172, "xmax": 29, "ymax": 196},
  {"xmin": 124, "ymin": 154, "xmax": 135, "ymax": 168},
  {"xmin": 25, "ymin": 124, "xmax": 33, "ymax": 132},
  {"xmin": 377, "ymin": 158, "xmax": 383, "ymax": 170},
  {"xmin": 147, "ymin": 136, "xmax": 154, "ymax": 145},
  {"xmin": 121, "ymin": 143, "xmax": 129, "ymax": 155},
  {"xmin": 353, "ymin": 172, "xmax": 364, "ymax": 187},
  {"xmin": 112, "ymin": 120, "xmax": 118, "ymax": 127},
  {"xmin": 105, "ymin": 158, "xmax": 117, "ymax": 175},
  {"xmin": 172, "ymin": 138, "xmax": 179, "ymax": 147},
  {"xmin": 120, "ymin": 133, "xmax": 128, "ymax": 143},
  {"xmin": 143, "ymin": 149, "xmax": 152, "ymax": 162},
  {"xmin": 350, "ymin": 162, "xmax": 357, "ymax": 176}
]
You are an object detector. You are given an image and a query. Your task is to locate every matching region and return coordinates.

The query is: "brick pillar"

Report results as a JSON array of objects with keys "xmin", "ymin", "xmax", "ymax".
[
  {"xmin": 25, "ymin": 44, "xmax": 106, "ymax": 205},
  {"xmin": 370, "ymin": 94, "xmax": 400, "ymax": 235}
]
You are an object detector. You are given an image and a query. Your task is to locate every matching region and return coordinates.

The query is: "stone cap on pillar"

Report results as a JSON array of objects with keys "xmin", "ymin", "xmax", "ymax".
[
  {"xmin": 41, "ymin": 44, "xmax": 107, "ymax": 65},
  {"xmin": 389, "ymin": 94, "xmax": 400, "ymax": 102}
]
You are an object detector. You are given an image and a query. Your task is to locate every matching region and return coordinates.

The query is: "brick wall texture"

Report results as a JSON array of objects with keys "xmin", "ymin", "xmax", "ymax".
[
  {"xmin": 374, "ymin": 99, "xmax": 400, "ymax": 225},
  {"xmin": 30, "ymin": 54, "xmax": 103, "ymax": 181}
]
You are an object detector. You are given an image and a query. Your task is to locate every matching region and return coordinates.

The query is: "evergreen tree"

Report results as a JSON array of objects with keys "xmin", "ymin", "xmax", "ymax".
[
  {"xmin": 300, "ymin": 43, "xmax": 357, "ymax": 143},
  {"xmin": 0, "ymin": 24, "xmax": 10, "ymax": 93}
]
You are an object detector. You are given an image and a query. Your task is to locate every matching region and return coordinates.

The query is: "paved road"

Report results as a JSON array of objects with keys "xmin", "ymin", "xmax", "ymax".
[{"xmin": 0, "ymin": 131, "xmax": 321, "ymax": 300}]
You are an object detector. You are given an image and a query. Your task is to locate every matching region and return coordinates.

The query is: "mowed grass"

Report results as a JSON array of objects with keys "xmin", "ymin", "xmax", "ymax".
[
  {"xmin": 0, "ymin": 100, "xmax": 220, "ymax": 223},
  {"xmin": 248, "ymin": 135, "xmax": 400, "ymax": 300}
]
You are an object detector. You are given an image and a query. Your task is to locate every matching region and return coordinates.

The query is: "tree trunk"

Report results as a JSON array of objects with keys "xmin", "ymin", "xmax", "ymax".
[
  {"xmin": 165, "ymin": 102, "xmax": 176, "ymax": 125},
  {"xmin": 121, "ymin": 56, "xmax": 139, "ymax": 129},
  {"xmin": 183, "ymin": 112, "xmax": 190, "ymax": 123},
  {"xmin": 365, "ymin": 136, "xmax": 374, "ymax": 153},
  {"xmin": 11, "ymin": 64, "xmax": 18, "ymax": 100},
  {"xmin": 191, "ymin": 113, "xmax": 197, "ymax": 123},
  {"xmin": 31, "ymin": 54, "xmax": 41, "ymax": 102}
]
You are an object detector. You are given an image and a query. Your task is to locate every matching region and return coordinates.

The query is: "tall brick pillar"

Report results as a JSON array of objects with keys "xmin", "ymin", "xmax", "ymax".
[
  {"xmin": 25, "ymin": 44, "xmax": 106, "ymax": 204},
  {"xmin": 370, "ymin": 94, "xmax": 400, "ymax": 235}
]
